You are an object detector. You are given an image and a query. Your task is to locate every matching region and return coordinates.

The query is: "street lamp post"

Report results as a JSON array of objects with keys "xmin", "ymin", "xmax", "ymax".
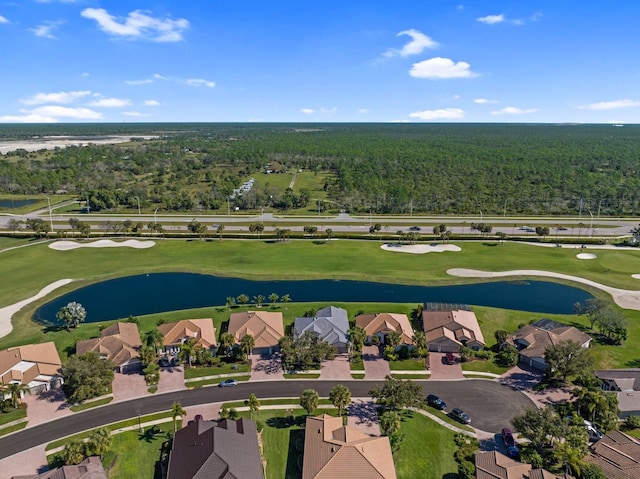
[
  {"xmin": 154, "ymin": 208, "xmax": 159, "ymax": 227},
  {"xmin": 589, "ymin": 211, "xmax": 594, "ymax": 237},
  {"xmin": 44, "ymin": 195, "xmax": 53, "ymax": 233},
  {"xmin": 597, "ymin": 200, "xmax": 604, "ymax": 219},
  {"xmin": 479, "ymin": 210, "xmax": 483, "ymax": 223},
  {"xmin": 135, "ymin": 196, "xmax": 141, "ymax": 215}
]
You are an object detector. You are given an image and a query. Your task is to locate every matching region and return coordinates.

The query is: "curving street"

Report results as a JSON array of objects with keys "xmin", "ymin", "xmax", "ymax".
[{"xmin": 0, "ymin": 379, "xmax": 535, "ymax": 460}]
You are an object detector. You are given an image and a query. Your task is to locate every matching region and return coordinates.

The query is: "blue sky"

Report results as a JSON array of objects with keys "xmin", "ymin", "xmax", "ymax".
[{"xmin": 0, "ymin": 0, "xmax": 639, "ymax": 123}]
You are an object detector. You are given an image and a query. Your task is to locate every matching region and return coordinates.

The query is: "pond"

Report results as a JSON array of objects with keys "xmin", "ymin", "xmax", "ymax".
[
  {"xmin": 0, "ymin": 198, "xmax": 38, "ymax": 209},
  {"xmin": 33, "ymin": 273, "xmax": 592, "ymax": 325}
]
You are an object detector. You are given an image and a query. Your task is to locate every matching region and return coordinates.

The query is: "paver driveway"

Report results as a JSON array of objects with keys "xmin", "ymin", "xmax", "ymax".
[
  {"xmin": 362, "ymin": 345, "xmax": 390, "ymax": 379},
  {"xmin": 23, "ymin": 389, "xmax": 72, "ymax": 427},
  {"xmin": 320, "ymin": 353, "xmax": 352, "ymax": 380},
  {"xmin": 250, "ymin": 352, "xmax": 284, "ymax": 380},
  {"xmin": 112, "ymin": 371, "xmax": 149, "ymax": 402},
  {"xmin": 429, "ymin": 352, "xmax": 464, "ymax": 380},
  {"xmin": 158, "ymin": 365, "xmax": 186, "ymax": 393}
]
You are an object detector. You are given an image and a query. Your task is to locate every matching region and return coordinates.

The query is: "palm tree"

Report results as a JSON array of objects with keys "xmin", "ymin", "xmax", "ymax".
[
  {"xmin": 253, "ymin": 294, "xmax": 265, "ymax": 308},
  {"xmin": 171, "ymin": 402, "xmax": 186, "ymax": 432},
  {"xmin": 87, "ymin": 428, "xmax": 111, "ymax": 458},
  {"xmin": 268, "ymin": 293, "xmax": 279, "ymax": 308},
  {"xmin": 178, "ymin": 339, "xmax": 196, "ymax": 367},
  {"xmin": 329, "ymin": 384, "xmax": 351, "ymax": 423},
  {"xmin": 226, "ymin": 296, "xmax": 236, "ymax": 309},
  {"xmin": 387, "ymin": 331, "xmax": 401, "ymax": 348},
  {"xmin": 236, "ymin": 294, "xmax": 249, "ymax": 306},
  {"xmin": 325, "ymin": 228, "xmax": 333, "ymax": 243},
  {"xmin": 349, "ymin": 327, "xmax": 367, "ymax": 353},
  {"xmin": 240, "ymin": 334, "xmax": 255, "ymax": 358},
  {"xmin": 216, "ymin": 224, "xmax": 225, "ymax": 240},
  {"xmin": 219, "ymin": 332, "xmax": 235, "ymax": 356},
  {"xmin": 281, "ymin": 294, "xmax": 291, "ymax": 310},
  {"xmin": 62, "ymin": 439, "xmax": 86, "ymax": 465},
  {"xmin": 246, "ymin": 393, "xmax": 260, "ymax": 420},
  {"xmin": 300, "ymin": 389, "xmax": 320, "ymax": 415},
  {"xmin": 379, "ymin": 410, "xmax": 401, "ymax": 437},
  {"xmin": 56, "ymin": 302, "xmax": 87, "ymax": 331},
  {"xmin": 3, "ymin": 383, "xmax": 30, "ymax": 408}
]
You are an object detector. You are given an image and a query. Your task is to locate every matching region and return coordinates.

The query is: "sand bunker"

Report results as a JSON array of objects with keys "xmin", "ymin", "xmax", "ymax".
[
  {"xmin": 632, "ymin": 274, "xmax": 640, "ymax": 280},
  {"xmin": 447, "ymin": 268, "xmax": 640, "ymax": 311},
  {"xmin": 576, "ymin": 253, "xmax": 597, "ymax": 260},
  {"xmin": 0, "ymin": 279, "xmax": 73, "ymax": 338},
  {"xmin": 49, "ymin": 239, "xmax": 156, "ymax": 251},
  {"xmin": 381, "ymin": 243, "xmax": 462, "ymax": 254}
]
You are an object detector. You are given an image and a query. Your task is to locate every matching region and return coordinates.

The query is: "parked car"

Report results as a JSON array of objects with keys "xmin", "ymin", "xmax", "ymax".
[
  {"xmin": 445, "ymin": 352, "xmax": 456, "ymax": 365},
  {"xmin": 219, "ymin": 379, "xmax": 238, "ymax": 387},
  {"xmin": 427, "ymin": 394, "xmax": 447, "ymax": 410},
  {"xmin": 501, "ymin": 428, "xmax": 515, "ymax": 447},
  {"xmin": 451, "ymin": 408, "xmax": 471, "ymax": 424}
]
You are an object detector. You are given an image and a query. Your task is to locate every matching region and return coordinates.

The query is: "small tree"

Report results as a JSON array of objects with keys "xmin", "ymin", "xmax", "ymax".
[
  {"xmin": 216, "ymin": 224, "xmax": 225, "ymax": 240},
  {"xmin": 87, "ymin": 428, "xmax": 111, "ymax": 458},
  {"xmin": 7, "ymin": 218, "xmax": 22, "ymax": 235},
  {"xmin": 226, "ymin": 296, "xmax": 236, "ymax": 309},
  {"xmin": 268, "ymin": 292, "xmax": 279, "ymax": 307},
  {"xmin": 171, "ymin": 402, "xmax": 186, "ymax": 432},
  {"xmin": 178, "ymin": 339, "xmax": 196, "ymax": 367},
  {"xmin": 2, "ymin": 383, "xmax": 30, "ymax": 408},
  {"xmin": 246, "ymin": 393, "xmax": 260, "ymax": 420},
  {"xmin": 325, "ymin": 228, "xmax": 334, "ymax": 243},
  {"xmin": 240, "ymin": 334, "xmax": 255, "ymax": 358},
  {"xmin": 349, "ymin": 327, "xmax": 367, "ymax": 353},
  {"xmin": 236, "ymin": 294, "xmax": 249, "ymax": 306},
  {"xmin": 300, "ymin": 389, "xmax": 320, "ymax": 415},
  {"xmin": 62, "ymin": 439, "xmax": 86, "ymax": 465},
  {"xmin": 56, "ymin": 302, "xmax": 87, "ymax": 331},
  {"xmin": 281, "ymin": 294, "xmax": 291, "ymax": 309},
  {"xmin": 329, "ymin": 384, "xmax": 351, "ymax": 421},
  {"xmin": 253, "ymin": 294, "xmax": 265, "ymax": 308},
  {"xmin": 379, "ymin": 410, "xmax": 401, "ymax": 437},
  {"xmin": 544, "ymin": 340, "xmax": 594, "ymax": 383}
]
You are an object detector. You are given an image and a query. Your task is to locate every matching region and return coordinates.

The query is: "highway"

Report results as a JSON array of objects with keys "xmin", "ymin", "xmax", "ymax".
[{"xmin": 0, "ymin": 379, "xmax": 534, "ymax": 459}]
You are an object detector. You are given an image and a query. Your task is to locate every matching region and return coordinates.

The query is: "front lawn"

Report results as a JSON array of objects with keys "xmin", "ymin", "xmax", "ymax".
[
  {"xmin": 390, "ymin": 359, "xmax": 428, "ymax": 371},
  {"xmin": 460, "ymin": 359, "xmax": 510, "ymax": 375},
  {"xmin": 183, "ymin": 362, "xmax": 250, "ymax": 379},
  {"xmin": 0, "ymin": 407, "xmax": 27, "ymax": 426}
]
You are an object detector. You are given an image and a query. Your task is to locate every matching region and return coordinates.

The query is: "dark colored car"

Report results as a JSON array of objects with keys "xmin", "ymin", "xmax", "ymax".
[
  {"xmin": 445, "ymin": 352, "xmax": 456, "ymax": 365},
  {"xmin": 501, "ymin": 428, "xmax": 515, "ymax": 447},
  {"xmin": 427, "ymin": 394, "xmax": 447, "ymax": 410},
  {"xmin": 451, "ymin": 408, "xmax": 471, "ymax": 424},
  {"xmin": 219, "ymin": 379, "xmax": 238, "ymax": 387}
]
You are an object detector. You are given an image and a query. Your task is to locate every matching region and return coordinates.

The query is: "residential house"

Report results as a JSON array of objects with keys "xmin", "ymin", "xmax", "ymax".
[
  {"xmin": 76, "ymin": 322, "xmax": 142, "ymax": 373},
  {"xmin": 11, "ymin": 456, "xmax": 107, "ymax": 479},
  {"xmin": 586, "ymin": 430, "xmax": 640, "ymax": 479},
  {"xmin": 228, "ymin": 311, "xmax": 284, "ymax": 354},
  {"xmin": 294, "ymin": 306, "xmax": 350, "ymax": 353},
  {"xmin": 509, "ymin": 319, "xmax": 592, "ymax": 371},
  {"xmin": 422, "ymin": 307, "xmax": 485, "ymax": 352},
  {"xmin": 355, "ymin": 312, "xmax": 413, "ymax": 346},
  {"xmin": 159, "ymin": 319, "xmax": 217, "ymax": 355},
  {"xmin": 302, "ymin": 414, "xmax": 397, "ymax": 479},
  {"xmin": 474, "ymin": 450, "xmax": 574, "ymax": 479},
  {"xmin": 595, "ymin": 369, "xmax": 640, "ymax": 418},
  {"xmin": 0, "ymin": 341, "xmax": 62, "ymax": 395},
  {"xmin": 166, "ymin": 416, "xmax": 263, "ymax": 479}
]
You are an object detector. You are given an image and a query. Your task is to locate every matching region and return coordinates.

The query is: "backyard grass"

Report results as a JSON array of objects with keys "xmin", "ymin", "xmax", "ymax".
[
  {"xmin": 0, "ymin": 407, "xmax": 27, "ymax": 426},
  {"xmin": 70, "ymin": 397, "xmax": 113, "ymax": 412},
  {"xmin": 1, "ymin": 239, "xmax": 640, "ymax": 369},
  {"xmin": 102, "ymin": 422, "xmax": 172, "ymax": 479}
]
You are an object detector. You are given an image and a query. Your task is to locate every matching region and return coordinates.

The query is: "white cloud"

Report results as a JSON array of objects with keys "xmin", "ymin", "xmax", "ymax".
[
  {"xmin": 473, "ymin": 98, "xmax": 498, "ymax": 104},
  {"xmin": 409, "ymin": 57, "xmax": 477, "ymax": 79},
  {"xmin": 0, "ymin": 15, "xmax": 9, "ymax": 24},
  {"xmin": 153, "ymin": 73, "xmax": 170, "ymax": 80},
  {"xmin": 384, "ymin": 29, "xmax": 438, "ymax": 58},
  {"xmin": 579, "ymin": 99, "xmax": 640, "ymax": 110},
  {"xmin": 320, "ymin": 107, "xmax": 337, "ymax": 114},
  {"xmin": 28, "ymin": 105, "xmax": 103, "ymax": 119},
  {"xmin": 122, "ymin": 111, "xmax": 147, "ymax": 117},
  {"xmin": 89, "ymin": 97, "xmax": 131, "ymax": 108},
  {"xmin": 0, "ymin": 113, "xmax": 58, "ymax": 123},
  {"xmin": 21, "ymin": 90, "xmax": 91, "ymax": 105},
  {"xmin": 144, "ymin": 100, "xmax": 159, "ymax": 106},
  {"xmin": 125, "ymin": 78, "xmax": 153, "ymax": 85},
  {"xmin": 491, "ymin": 106, "xmax": 538, "ymax": 115},
  {"xmin": 530, "ymin": 12, "xmax": 543, "ymax": 22},
  {"xmin": 358, "ymin": 108, "xmax": 369, "ymax": 114},
  {"xmin": 81, "ymin": 72, "xmax": 90, "ymax": 77},
  {"xmin": 409, "ymin": 108, "xmax": 465, "ymax": 120},
  {"xmin": 81, "ymin": 8, "xmax": 189, "ymax": 42},
  {"xmin": 300, "ymin": 108, "xmax": 315, "ymax": 114},
  {"xmin": 477, "ymin": 14, "xmax": 505, "ymax": 24},
  {"xmin": 186, "ymin": 78, "xmax": 215, "ymax": 88},
  {"xmin": 30, "ymin": 21, "xmax": 64, "ymax": 39}
]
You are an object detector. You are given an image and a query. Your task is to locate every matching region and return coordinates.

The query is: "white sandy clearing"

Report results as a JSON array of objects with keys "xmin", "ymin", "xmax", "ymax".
[
  {"xmin": 49, "ymin": 239, "xmax": 156, "ymax": 251},
  {"xmin": 381, "ymin": 243, "xmax": 461, "ymax": 254},
  {"xmin": 577, "ymin": 253, "xmax": 597, "ymax": 259},
  {"xmin": 0, "ymin": 279, "xmax": 73, "ymax": 338},
  {"xmin": 447, "ymin": 268, "xmax": 640, "ymax": 311}
]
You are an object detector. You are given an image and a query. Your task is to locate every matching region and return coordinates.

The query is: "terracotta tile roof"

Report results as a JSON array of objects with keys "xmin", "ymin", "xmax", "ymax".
[
  {"xmin": 228, "ymin": 311, "xmax": 284, "ymax": 349},
  {"xmin": 587, "ymin": 430, "xmax": 640, "ymax": 479},
  {"xmin": 0, "ymin": 341, "xmax": 62, "ymax": 386},
  {"xmin": 422, "ymin": 310, "xmax": 485, "ymax": 347},
  {"xmin": 166, "ymin": 418, "xmax": 263, "ymax": 479},
  {"xmin": 355, "ymin": 313, "xmax": 413, "ymax": 345},
  {"xmin": 159, "ymin": 319, "xmax": 217, "ymax": 349},
  {"xmin": 76, "ymin": 322, "xmax": 141, "ymax": 367},
  {"xmin": 302, "ymin": 414, "xmax": 397, "ymax": 479}
]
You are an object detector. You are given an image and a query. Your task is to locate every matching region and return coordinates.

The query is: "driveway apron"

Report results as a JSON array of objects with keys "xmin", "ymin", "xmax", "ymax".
[
  {"xmin": 320, "ymin": 353, "xmax": 352, "ymax": 380},
  {"xmin": 429, "ymin": 352, "xmax": 464, "ymax": 380},
  {"xmin": 362, "ymin": 345, "xmax": 391, "ymax": 380}
]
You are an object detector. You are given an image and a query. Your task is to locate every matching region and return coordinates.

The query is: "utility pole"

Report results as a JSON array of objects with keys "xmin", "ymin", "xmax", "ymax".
[
  {"xmin": 135, "ymin": 196, "xmax": 141, "ymax": 215},
  {"xmin": 589, "ymin": 211, "xmax": 594, "ymax": 237},
  {"xmin": 44, "ymin": 195, "xmax": 53, "ymax": 233},
  {"xmin": 579, "ymin": 198, "xmax": 583, "ymax": 218}
]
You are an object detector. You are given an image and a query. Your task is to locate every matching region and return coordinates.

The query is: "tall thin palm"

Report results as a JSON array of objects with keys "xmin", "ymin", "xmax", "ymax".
[
  {"xmin": 171, "ymin": 402, "xmax": 186, "ymax": 432},
  {"xmin": 4, "ymin": 383, "xmax": 30, "ymax": 408},
  {"xmin": 178, "ymin": 339, "xmax": 196, "ymax": 367},
  {"xmin": 247, "ymin": 393, "xmax": 260, "ymax": 420},
  {"xmin": 329, "ymin": 384, "xmax": 351, "ymax": 423},
  {"xmin": 240, "ymin": 334, "xmax": 255, "ymax": 358}
]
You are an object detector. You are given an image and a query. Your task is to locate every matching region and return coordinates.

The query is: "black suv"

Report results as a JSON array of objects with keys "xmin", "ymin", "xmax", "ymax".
[{"xmin": 426, "ymin": 394, "xmax": 447, "ymax": 410}]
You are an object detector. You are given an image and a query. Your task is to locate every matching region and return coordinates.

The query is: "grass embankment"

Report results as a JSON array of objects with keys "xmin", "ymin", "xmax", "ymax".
[
  {"xmin": 69, "ymin": 397, "xmax": 113, "ymax": 412},
  {"xmin": 0, "ymin": 408, "xmax": 27, "ymax": 426},
  {"xmin": 1, "ymin": 239, "xmax": 640, "ymax": 368},
  {"xmin": 0, "ymin": 422, "xmax": 28, "ymax": 437}
]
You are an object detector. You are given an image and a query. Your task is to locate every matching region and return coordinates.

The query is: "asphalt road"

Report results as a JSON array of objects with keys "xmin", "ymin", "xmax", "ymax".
[{"xmin": 0, "ymin": 379, "xmax": 534, "ymax": 459}]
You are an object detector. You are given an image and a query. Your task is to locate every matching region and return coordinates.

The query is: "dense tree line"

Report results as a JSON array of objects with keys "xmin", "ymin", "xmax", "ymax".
[{"xmin": 2, "ymin": 123, "xmax": 640, "ymax": 215}]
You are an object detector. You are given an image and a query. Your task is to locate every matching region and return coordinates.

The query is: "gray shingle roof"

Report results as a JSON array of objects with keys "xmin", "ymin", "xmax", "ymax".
[{"xmin": 294, "ymin": 306, "xmax": 349, "ymax": 347}]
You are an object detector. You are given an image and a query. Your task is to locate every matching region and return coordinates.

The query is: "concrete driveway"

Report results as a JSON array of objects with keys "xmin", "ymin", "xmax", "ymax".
[
  {"xmin": 320, "ymin": 353, "xmax": 352, "ymax": 380},
  {"xmin": 250, "ymin": 352, "xmax": 284, "ymax": 380},
  {"xmin": 429, "ymin": 352, "xmax": 464, "ymax": 380},
  {"xmin": 362, "ymin": 345, "xmax": 390, "ymax": 380}
]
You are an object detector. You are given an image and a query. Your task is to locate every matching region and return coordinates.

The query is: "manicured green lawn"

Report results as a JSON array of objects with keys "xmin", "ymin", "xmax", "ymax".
[
  {"xmin": 390, "ymin": 359, "xmax": 428, "ymax": 371},
  {"xmin": 0, "ymin": 421, "xmax": 27, "ymax": 437},
  {"xmin": 461, "ymin": 360, "xmax": 510, "ymax": 375},
  {"xmin": 0, "ymin": 407, "xmax": 27, "ymax": 426},
  {"xmin": 103, "ymin": 423, "xmax": 172, "ymax": 479},
  {"xmin": 183, "ymin": 363, "xmax": 250, "ymax": 379},
  {"xmin": 394, "ymin": 411, "xmax": 458, "ymax": 479},
  {"xmin": 70, "ymin": 397, "xmax": 113, "ymax": 412}
]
